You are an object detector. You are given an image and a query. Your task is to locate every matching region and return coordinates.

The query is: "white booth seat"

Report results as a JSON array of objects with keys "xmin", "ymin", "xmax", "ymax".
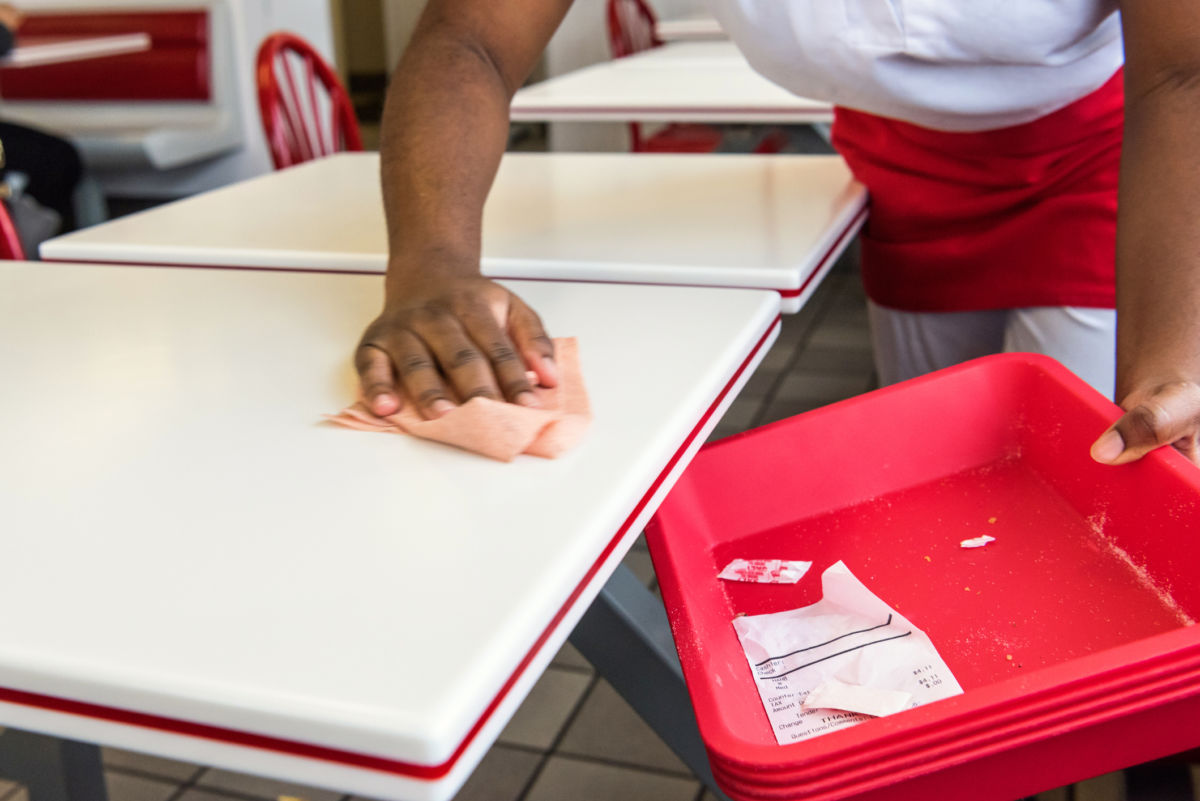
[{"xmin": 0, "ymin": 103, "xmax": 240, "ymax": 171}]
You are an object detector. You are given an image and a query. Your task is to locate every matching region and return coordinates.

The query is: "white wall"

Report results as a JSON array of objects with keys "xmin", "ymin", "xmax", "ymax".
[
  {"xmin": 381, "ymin": 0, "xmax": 425, "ymax": 70},
  {"xmin": 377, "ymin": 0, "xmax": 708, "ymax": 152}
]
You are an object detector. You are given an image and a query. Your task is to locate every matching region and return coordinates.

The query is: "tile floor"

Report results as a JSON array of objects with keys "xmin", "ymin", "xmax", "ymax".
[{"xmin": 2, "ymin": 249, "xmax": 1195, "ymax": 801}]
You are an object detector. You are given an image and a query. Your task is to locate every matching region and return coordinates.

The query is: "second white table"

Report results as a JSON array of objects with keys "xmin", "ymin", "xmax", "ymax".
[
  {"xmin": 510, "ymin": 41, "xmax": 831, "ymax": 124},
  {"xmin": 655, "ymin": 13, "xmax": 725, "ymax": 42},
  {"xmin": 41, "ymin": 151, "xmax": 867, "ymax": 313}
]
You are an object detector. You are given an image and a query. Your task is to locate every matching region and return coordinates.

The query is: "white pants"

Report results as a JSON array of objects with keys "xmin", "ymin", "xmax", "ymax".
[{"xmin": 868, "ymin": 302, "xmax": 1117, "ymax": 400}]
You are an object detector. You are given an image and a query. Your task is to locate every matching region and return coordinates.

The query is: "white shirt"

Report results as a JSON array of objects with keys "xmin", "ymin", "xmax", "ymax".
[{"xmin": 707, "ymin": 0, "xmax": 1124, "ymax": 131}]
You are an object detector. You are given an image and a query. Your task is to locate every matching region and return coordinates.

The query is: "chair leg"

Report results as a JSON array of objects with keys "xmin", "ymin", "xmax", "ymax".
[{"xmin": 71, "ymin": 174, "xmax": 109, "ymax": 231}]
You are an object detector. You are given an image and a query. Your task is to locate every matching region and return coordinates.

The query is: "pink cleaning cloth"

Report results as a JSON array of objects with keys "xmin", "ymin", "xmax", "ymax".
[{"xmin": 326, "ymin": 338, "xmax": 590, "ymax": 462}]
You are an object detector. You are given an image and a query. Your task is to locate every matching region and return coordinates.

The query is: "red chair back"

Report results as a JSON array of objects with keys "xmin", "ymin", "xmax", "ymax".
[
  {"xmin": 255, "ymin": 31, "xmax": 362, "ymax": 170},
  {"xmin": 0, "ymin": 202, "xmax": 26, "ymax": 260},
  {"xmin": 606, "ymin": 0, "xmax": 661, "ymax": 58},
  {"xmin": 0, "ymin": 11, "xmax": 211, "ymax": 101}
]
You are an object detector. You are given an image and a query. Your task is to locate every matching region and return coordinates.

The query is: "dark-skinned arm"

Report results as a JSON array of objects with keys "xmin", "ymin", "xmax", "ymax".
[
  {"xmin": 1090, "ymin": 0, "xmax": 1200, "ymax": 466},
  {"xmin": 357, "ymin": 0, "xmax": 574, "ymax": 419}
]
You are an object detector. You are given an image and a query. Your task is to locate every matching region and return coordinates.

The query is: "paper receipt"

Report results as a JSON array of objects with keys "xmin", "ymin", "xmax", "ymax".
[{"xmin": 732, "ymin": 561, "xmax": 963, "ymax": 745}]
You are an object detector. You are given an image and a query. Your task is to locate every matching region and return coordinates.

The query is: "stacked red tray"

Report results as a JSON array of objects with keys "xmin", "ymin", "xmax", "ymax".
[{"xmin": 647, "ymin": 354, "xmax": 1200, "ymax": 801}]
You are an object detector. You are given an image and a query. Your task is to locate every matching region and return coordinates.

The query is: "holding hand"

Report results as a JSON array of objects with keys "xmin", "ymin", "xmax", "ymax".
[{"xmin": 1091, "ymin": 379, "xmax": 1200, "ymax": 466}]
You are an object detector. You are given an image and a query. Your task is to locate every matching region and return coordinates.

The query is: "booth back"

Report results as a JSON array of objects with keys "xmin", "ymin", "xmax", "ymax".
[{"xmin": 0, "ymin": 10, "xmax": 210, "ymax": 100}]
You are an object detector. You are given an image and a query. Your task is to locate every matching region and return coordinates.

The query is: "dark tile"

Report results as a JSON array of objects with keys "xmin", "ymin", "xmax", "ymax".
[
  {"xmin": 757, "ymin": 337, "xmax": 802, "ymax": 372},
  {"xmin": 737, "ymin": 366, "xmax": 784, "ymax": 402},
  {"xmin": 104, "ymin": 773, "xmax": 180, "ymax": 801},
  {"xmin": 102, "ymin": 748, "xmax": 202, "ymax": 782},
  {"xmin": 754, "ymin": 397, "xmax": 828, "ymax": 427},
  {"xmin": 792, "ymin": 345, "xmax": 876, "ymax": 375},
  {"xmin": 557, "ymin": 680, "xmax": 690, "ymax": 774},
  {"xmin": 1072, "ymin": 771, "xmax": 1126, "ymax": 801},
  {"xmin": 447, "ymin": 744, "xmax": 541, "ymax": 801},
  {"xmin": 620, "ymin": 547, "xmax": 657, "ymax": 588},
  {"xmin": 1125, "ymin": 761, "xmax": 1192, "ymax": 801},
  {"xmin": 174, "ymin": 791, "xmax": 259, "ymax": 801},
  {"xmin": 194, "ymin": 768, "xmax": 341, "ymax": 801},
  {"xmin": 772, "ymin": 372, "xmax": 874, "ymax": 405},
  {"xmin": 550, "ymin": 640, "xmax": 594, "ymax": 672},
  {"xmin": 522, "ymin": 756, "xmax": 699, "ymax": 801},
  {"xmin": 805, "ymin": 322, "xmax": 873, "ymax": 351},
  {"xmin": 496, "ymin": 667, "xmax": 592, "ymax": 750},
  {"xmin": 707, "ymin": 401, "xmax": 761, "ymax": 442}
]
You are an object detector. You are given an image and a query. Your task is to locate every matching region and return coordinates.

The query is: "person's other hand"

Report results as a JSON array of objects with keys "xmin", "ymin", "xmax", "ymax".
[
  {"xmin": 1090, "ymin": 379, "xmax": 1200, "ymax": 466},
  {"xmin": 0, "ymin": 4, "xmax": 24, "ymax": 31},
  {"xmin": 355, "ymin": 274, "xmax": 557, "ymax": 419}
]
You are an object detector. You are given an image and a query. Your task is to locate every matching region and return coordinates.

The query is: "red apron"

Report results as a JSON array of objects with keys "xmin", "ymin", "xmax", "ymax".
[{"xmin": 831, "ymin": 69, "xmax": 1124, "ymax": 312}]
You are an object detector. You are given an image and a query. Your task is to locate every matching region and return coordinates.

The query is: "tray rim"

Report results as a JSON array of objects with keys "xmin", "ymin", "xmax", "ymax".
[{"xmin": 647, "ymin": 353, "xmax": 1200, "ymax": 795}]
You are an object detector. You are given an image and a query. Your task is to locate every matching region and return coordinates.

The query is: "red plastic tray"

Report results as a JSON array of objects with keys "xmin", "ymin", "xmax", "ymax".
[{"xmin": 646, "ymin": 354, "xmax": 1200, "ymax": 801}]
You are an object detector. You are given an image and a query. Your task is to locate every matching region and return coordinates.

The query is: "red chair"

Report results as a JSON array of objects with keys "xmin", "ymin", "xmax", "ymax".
[
  {"xmin": 605, "ymin": 0, "xmax": 787, "ymax": 154},
  {"xmin": 0, "ymin": 202, "xmax": 26, "ymax": 260},
  {"xmin": 255, "ymin": 32, "xmax": 363, "ymax": 170},
  {"xmin": 605, "ymin": 0, "xmax": 723, "ymax": 153},
  {"xmin": 0, "ymin": 140, "xmax": 25, "ymax": 260},
  {"xmin": 606, "ymin": 0, "xmax": 663, "ymax": 59}
]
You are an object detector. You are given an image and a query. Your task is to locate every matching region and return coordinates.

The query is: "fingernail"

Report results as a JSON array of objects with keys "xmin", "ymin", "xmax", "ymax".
[
  {"xmin": 515, "ymin": 391, "xmax": 540, "ymax": 408},
  {"xmin": 542, "ymin": 356, "xmax": 558, "ymax": 383},
  {"xmin": 430, "ymin": 399, "xmax": 456, "ymax": 417},
  {"xmin": 1091, "ymin": 429, "xmax": 1125, "ymax": 463},
  {"xmin": 371, "ymin": 394, "xmax": 399, "ymax": 416}
]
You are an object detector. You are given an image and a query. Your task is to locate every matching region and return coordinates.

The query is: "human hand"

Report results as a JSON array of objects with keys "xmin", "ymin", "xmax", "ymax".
[
  {"xmin": 355, "ymin": 273, "xmax": 557, "ymax": 419},
  {"xmin": 1090, "ymin": 379, "xmax": 1200, "ymax": 466}
]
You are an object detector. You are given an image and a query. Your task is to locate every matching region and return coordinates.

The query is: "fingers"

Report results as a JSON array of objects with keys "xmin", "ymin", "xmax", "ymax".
[
  {"xmin": 359, "ymin": 328, "xmax": 455, "ymax": 420},
  {"xmin": 355, "ymin": 344, "xmax": 402, "ymax": 416},
  {"xmin": 509, "ymin": 296, "xmax": 558, "ymax": 388},
  {"xmin": 389, "ymin": 330, "xmax": 457, "ymax": 419},
  {"xmin": 1091, "ymin": 381, "xmax": 1200, "ymax": 466},
  {"xmin": 355, "ymin": 280, "xmax": 557, "ymax": 418},
  {"xmin": 453, "ymin": 308, "xmax": 541, "ymax": 407}
]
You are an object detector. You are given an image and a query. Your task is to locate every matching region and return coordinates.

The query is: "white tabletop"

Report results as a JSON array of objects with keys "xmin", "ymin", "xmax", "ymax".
[
  {"xmin": 655, "ymin": 13, "xmax": 725, "ymax": 42},
  {"xmin": 0, "ymin": 260, "xmax": 779, "ymax": 801},
  {"xmin": 41, "ymin": 152, "xmax": 866, "ymax": 313},
  {"xmin": 510, "ymin": 41, "xmax": 831, "ymax": 124},
  {"xmin": 0, "ymin": 33, "xmax": 150, "ymax": 68}
]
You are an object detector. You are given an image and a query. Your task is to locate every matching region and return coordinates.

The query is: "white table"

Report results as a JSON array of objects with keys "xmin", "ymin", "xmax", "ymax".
[
  {"xmin": 655, "ymin": 13, "xmax": 725, "ymax": 42},
  {"xmin": 0, "ymin": 260, "xmax": 779, "ymax": 801},
  {"xmin": 0, "ymin": 33, "xmax": 151, "ymax": 68},
  {"xmin": 510, "ymin": 41, "xmax": 831, "ymax": 124},
  {"xmin": 41, "ymin": 152, "xmax": 866, "ymax": 313}
]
